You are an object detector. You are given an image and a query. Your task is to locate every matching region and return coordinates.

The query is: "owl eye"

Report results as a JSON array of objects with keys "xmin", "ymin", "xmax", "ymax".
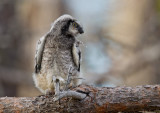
[{"xmin": 72, "ymin": 22, "xmax": 77, "ymax": 27}]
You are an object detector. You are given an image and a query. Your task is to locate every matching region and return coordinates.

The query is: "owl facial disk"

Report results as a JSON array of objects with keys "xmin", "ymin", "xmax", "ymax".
[{"xmin": 68, "ymin": 21, "xmax": 84, "ymax": 36}]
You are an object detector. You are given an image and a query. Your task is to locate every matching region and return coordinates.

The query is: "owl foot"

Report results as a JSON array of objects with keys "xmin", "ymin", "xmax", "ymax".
[
  {"xmin": 53, "ymin": 76, "xmax": 61, "ymax": 103},
  {"xmin": 53, "ymin": 90, "xmax": 86, "ymax": 101},
  {"xmin": 65, "ymin": 66, "xmax": 72, "ymax": 90}
]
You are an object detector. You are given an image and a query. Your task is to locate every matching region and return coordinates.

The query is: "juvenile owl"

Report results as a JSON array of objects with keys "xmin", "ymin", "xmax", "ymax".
[{"xmin": 33, "ymin": 14, "xmax": 84, "ymax": 96}]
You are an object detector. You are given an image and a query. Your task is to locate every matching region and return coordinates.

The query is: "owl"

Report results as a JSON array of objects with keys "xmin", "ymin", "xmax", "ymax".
[{"xmin": 33, "ymin": 14, "xmax": 84, "ymax": 96}]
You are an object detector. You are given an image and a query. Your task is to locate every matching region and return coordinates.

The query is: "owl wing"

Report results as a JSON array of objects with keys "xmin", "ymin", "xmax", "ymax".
[
  {"xmin": 72, "ymin": 41, "xmax": 81, "ymax": 72},
  {"xmin": 34, "ymin": 34, "xmax": 47, "ymax": 73}
]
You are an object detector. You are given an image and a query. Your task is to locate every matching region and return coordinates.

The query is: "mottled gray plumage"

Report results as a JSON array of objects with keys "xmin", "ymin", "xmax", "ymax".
[{"xmin": 33, "ymin": 14, "xmax": 84, "ymax": 94}]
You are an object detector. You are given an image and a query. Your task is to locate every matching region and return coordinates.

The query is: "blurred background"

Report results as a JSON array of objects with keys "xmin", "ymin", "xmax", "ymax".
[{"xmin": 0, "ymin": 0, "xmax": 160, "ymax": 97}]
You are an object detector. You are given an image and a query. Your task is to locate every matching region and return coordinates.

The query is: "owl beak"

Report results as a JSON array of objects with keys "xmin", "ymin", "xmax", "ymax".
[{"xmin": 78, "ymin": 27, "xmax": 84, "ymax": 34}]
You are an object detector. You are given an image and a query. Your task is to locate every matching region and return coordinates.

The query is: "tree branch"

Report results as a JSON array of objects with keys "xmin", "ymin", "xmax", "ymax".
[{"xmin": 0, "ymin": 84, "xmax": 160, "ymax": 113}]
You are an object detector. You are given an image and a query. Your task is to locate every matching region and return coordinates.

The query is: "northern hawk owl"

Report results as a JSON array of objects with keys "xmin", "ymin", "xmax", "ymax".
[{"xmin": 33, "ymin": 14, "xmax": 84, "ymax": 96}]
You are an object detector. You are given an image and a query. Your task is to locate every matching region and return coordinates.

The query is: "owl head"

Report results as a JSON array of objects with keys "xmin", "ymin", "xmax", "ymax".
[{"xmin": 51, "ymin": 14, "xmax": 84, "ymax": 37}]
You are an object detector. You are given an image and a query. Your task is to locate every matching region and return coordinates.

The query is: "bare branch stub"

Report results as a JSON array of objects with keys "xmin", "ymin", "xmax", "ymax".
[{"xmin": 0, "ymin": 85, "xmax": 160, "ymax": 113}]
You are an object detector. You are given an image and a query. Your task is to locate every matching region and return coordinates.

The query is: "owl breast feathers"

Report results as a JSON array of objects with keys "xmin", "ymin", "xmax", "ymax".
[{"xmin": 33, "ymin": 14, "xmax": 84, "ymax": 94}]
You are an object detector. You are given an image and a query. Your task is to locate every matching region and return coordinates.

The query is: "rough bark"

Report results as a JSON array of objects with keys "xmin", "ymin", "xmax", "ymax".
[{"xmin": 0, "ymin": 84, "xmax": 160, "ymax": 113}]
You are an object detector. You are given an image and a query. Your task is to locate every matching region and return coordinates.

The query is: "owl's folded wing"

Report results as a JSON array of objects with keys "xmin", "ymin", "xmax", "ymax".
[
  {"xmin": 72, "ymin": 41, "xmax": 81, "ymax": 72},
  {"xmin": 34, "ymin": 34, "xmax": 47, "ymax": 73}
]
